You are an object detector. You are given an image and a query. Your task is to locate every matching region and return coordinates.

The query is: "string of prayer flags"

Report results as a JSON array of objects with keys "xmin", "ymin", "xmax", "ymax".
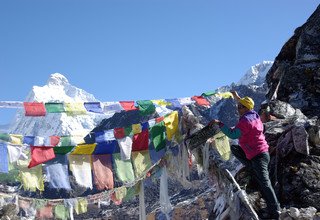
[
  {"xmin": 0, "ymin": 143, "xmax": 9, "ymax": 173},
  {"xmin": 70, "ymin": 143, "xmax": 96, "ymax": 155},
  {"xmin": 191, "ymin": 96, "xmax": 210, "ymax": 106},
  {"xmin": 23, "ymin": 102, "xmax": 46, "ymax": 116},
  {"xmin": 64, "ymin": 102, "xmax": 87, "ymax": 116},
  {"xmin": 119, "ymin": 101, "xmax": 138, "ymax": 111},
  {"xmin": 69, "ymin": 155, "xmax": 93, "ymax": 189},
  {"xmin": 28, "ymin": 146, "xmax": 55, "ymax": 168},
  {"xmin": 92, "ymin": 155, "xmax": 114, "ymax": 190},
  {"xmin": 136, "ymin": 100, "xmax": 156, "ymax": 116},
  {"xmin": 84, "ymin": 102, "xmax": 103, "ymax": 114},
  {"xmin": 132, "ymin": 150, "xmax": 152, "ymax": 178},
  {"xmin": 150, "ymin": 121, "xmax": 166, "ymax": 152},
  {"xmin": 113, "ymin": 153, "xmax": 135, "ymax": 183},
  {"xmin": 45, "ymin": 102, "xmax": 65, "ymax": 113},
  {"xmin": 44, "ymin": 155, "xmax": 71, "ymax": 190},
  {"xmin": 132, "ymin": 130, "xmax": 149, "ymax": 151},
  {"xmin": 163, "ymin": 111, "xmax": 179, "ymax": 141}
]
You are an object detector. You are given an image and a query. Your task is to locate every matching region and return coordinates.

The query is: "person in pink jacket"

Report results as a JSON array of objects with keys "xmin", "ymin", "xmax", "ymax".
[{"xmin": 210, "ymin": 91, "xmax": 280, "ymax": 219}]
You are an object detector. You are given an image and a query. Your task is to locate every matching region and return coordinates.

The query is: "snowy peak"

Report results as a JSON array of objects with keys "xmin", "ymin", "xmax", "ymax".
[
  {"xmin": 27, "ymin": 73, "xmax": 97, "ymax": 102},
  {"xmin": 47, "ymin": 73, "xmax": 69, "ymax": 86},
  {"xmin": 237, "ymin": 61, "xmax": 273, "ymax": 86}
]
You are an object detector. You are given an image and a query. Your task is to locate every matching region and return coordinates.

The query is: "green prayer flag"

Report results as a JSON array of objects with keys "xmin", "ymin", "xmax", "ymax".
[
  {"xmin": 136, "ymin": 100, "xmax": 155, "ymax": 116},
  {"xmin": 54, "ymin": 146, "xmax": 74, "ymax": 154},
  {"xmin": 0, "ymin": 133, "xmax": 11, "ymax": 142},
  {"xmin": 54, "ymin": 205, "xmax": 69, "ymax": 220},
  {"xmin": 150, "ymin": 121, "xmax": 166, "ymax": 151},
  {"xmin": 201, "ymin": 91, "xmax": 216, "ymax": 97},
  {"xmin": 45, "ymin": 103, "xmax": 65, "ymax": 113},
  {"xmin": 59, "ymin": 136, "xmax": 72, "ymax": 146},
  {"xmin": 124, "ymin": 126, "xmax": 132, "ymax": 136},
  {"xmin": 113, "ymin": 153, "xmax": 135, "ymax": 182}
]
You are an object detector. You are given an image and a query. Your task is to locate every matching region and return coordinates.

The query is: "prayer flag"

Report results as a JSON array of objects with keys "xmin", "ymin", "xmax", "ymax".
[
  {"xmin": 119, "ymin": 101, "xmax": 138, "ymax": 111},
  {"xmin": 117, "ymin": 136, "xmax": 132, "ymax": 160},
  {"xmin": 23, "ymin": 102, "xmax": 46, "ymax": 116},
  {"xmin": 28, "ymin": 146, "xmax": 56, "ymax": 168},
  {"xmin": 0, "ymin": 143, "xmax": 9, "ymax": 173},
  {"xmin": 9, "ymin": 134, "xmax": 23, "ymax": 145},
  {"xmin": 141, "ymin": 122, "xmax": 149, "ymax": 131},
  {"xmin": 136, "ymin": 100, "xmax": 156, "ymax": 116},
  {"xmin": 64, "ymin": 102, "xmax": 87, "ymax": 116},
  {"xmin": 132, "ymin": 123, "xmax": 142, "ymax": 134},
  {"xmin": 45, "ymin": 102, "xmax": 65, "ymax": 113},
  {"xmin": 213, "ymin": 132, "xmax": 231, "ymax": 161},
  {"xmin": 191, "ymin": 96, "xmax": 210, "ymax": 106},
  {"xmin": 216, "ymin": 92, "xmax": 233, "ymax": 99},
  {"xmin": 103, "ymin": 102, "xmax": 124, "ymax": 113},
  {"xmin": 163, "ymin": 111, "xmax": 179, "ymax": 141},
  {"xmin": 69, "ymin": 155, "xmax": 93, "ymax": 188},
  {"xmin": 124, "ymin": 126, "xmax": 133, "ymax": 136},
  {"xmin": 113, "ymin": 153, "xmax": 135, "ymax": 183},
  {"xmin": 19, "ymin": 165, "xmax": 44, "ymax": 191},
  {"xmin": 23, "ymin": 136, "xmax": 35, "ymax": 145},
  {"xmin": 201, "ymin": 91, "xmax": 216, "ymax": 97},
  {"xmin": 54, "ymin": 205, "xmax": 69, "ymax": 220},
  {"xmin": 50, "ymin": 136, "xmax": 60, "ymax": 147},
  {"xmin": 0, "ymin": 133, "xmax": 11, "ymax": 142},
  {"xmin": 114, "ymin": 127, "xmax": 125, "ymax": 139},
  {"xmin": 165, "ymin": 98, "xmax": 182, "ymax": 110},
  {"xmin": 149, "ymin": 121, "xmax": 166, "ymax": 151},
  {"xmin": 156, "ymin": 116, "xmax": 164, "ymax": 123},
  {"xmin": 44, "ymin": 155, "xmax": 71, "ymax": 190},
  {"xmin": 93, "ymin": 141, "xmax": 120, "ymax": 154},
  {"xmin": 54, "ymin": 146, "xmax": 74, "ymax": 154},
  {"xmin": 148, "ymin": 119, "xmax": 156, "ymax": 128},
  {"xmin": 75, "ymin": 198, "xmax": 88, "ymax": 215},
  {"xmin": 95, "ymin": 130, "xmax": 115, "ymax": 143},
  {"xmin": 177, "ymin": 97, "xmax": 194, "ymax": 106},
  {"xmin": 34, "ymin": 136, "xmax": 45, "ymax": 146},
  {"xmin": 151, "ymin": 99, "xmax": 171, "ymax": 106},
  {"xmin": 84, "ymin": 102, "xmax": 103, "ymax": 113},
  {"xmin": 71, "ymin": 143, "xmax": 96, "ymax": 155},
  {"xmin": 92, "ymin": 154, "xmax": 114, "ymax": 190},
  {"xmin": 7, "ymin": 144, "xmax": 22, "ymax": 163},
  {"xmin": 132, "ymin": 130, "xmax": 149, "ymax": 152},
  {"xmin": 149, "ymin": 143, "xmax": 165, "ymax": 165},
  {"xmin": 36, "ymin": 205, "xmax": 53, "ymax": 219},
  {"xmin": 132, "ymin": 150, "xmax": 152, "ymax": 178}
]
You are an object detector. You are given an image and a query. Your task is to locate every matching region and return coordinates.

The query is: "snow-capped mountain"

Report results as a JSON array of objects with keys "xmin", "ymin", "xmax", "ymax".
[
  {"xmin": 9, "ymin": 73, "xmax": 107, "ymax": 136},
  {"xmin": 237, "ymin": 61, "xmax": 273, "ymax": 86}
]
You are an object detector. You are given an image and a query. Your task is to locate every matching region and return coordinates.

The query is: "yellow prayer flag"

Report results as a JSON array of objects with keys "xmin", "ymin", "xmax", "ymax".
[
  {"xmin": 19, "ymin": 165, "xmax": 44, "ymax": 192},
  {"xmin": 216, "ymin": 92, "xmax": 233, "ymax": 99},
  {"xmin": 151, "ymin": 99, "xmax": 171, "ymax": 106},
  {"xmin": 132, "ymin": 150, "xmax": 152, "ymax": 178},
  {"xmin": 64, "ymin": 103, "xmax": 87, "ymax": 116},
  {"xmin": 163, "ymin": 111, "xmax": 179, "ymax": 141},
  {"xmin": 74, "ymin": 198, "xmax": 88, "ymax": 215},
  {"xmin": 213, "ymin": 132, "xmax": 231, "ymax": 161},
  {"xmin": 9, "ymin": 134, "xmax": 23, "ymax": 145},
  {"xmin": 71, "ymin": 144, "xmax": 96, "ymax": 155},
  {"xmin": 132, "ymin": 123, "xmax": 142, "ymax": 135},
  {"xmin": 115, "ymin": 186, "xmax": 127, "ymax": 201}
]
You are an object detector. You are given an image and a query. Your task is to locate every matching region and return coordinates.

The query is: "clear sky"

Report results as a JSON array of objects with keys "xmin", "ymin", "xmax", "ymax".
[{"xmin": 0, "ymin": 0, "xmax": 319, "ymax": 125}]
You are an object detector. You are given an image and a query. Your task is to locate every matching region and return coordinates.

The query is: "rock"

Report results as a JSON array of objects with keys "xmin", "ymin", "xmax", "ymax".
[
  {"xmin": 289, "ymin": 207, "xmax": 300, "ymax": 218},
  {"xmin": 292, "ymin": 126, "xmax": 309, "ymax": 155}
]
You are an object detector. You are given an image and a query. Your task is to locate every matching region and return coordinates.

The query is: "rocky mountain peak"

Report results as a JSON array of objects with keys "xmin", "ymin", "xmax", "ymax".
[{"xmin": 238, "ymin": 61, "xmax": 273, "ymax": 86}]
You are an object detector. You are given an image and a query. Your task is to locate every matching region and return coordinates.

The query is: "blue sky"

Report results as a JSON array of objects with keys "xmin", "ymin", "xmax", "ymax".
[{"xmin": 0, "ymin": 0, "xmax": 319, "ymax": 125}]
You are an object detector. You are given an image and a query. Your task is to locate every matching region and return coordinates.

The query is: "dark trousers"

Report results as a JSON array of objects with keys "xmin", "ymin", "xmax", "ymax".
[{"xmin": 231, "ymin": 145, "xmax": 280, "ymax": 213}]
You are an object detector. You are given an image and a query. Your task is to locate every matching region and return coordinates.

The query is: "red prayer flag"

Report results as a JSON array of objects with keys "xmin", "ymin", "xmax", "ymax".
[
  {"xmin": 191, "ymin": 96, "xmax": 210, "ymax": 106},
  {"xmin": 28, "ymin": 146, "xmax": 56, "ymax": 168},
  {"xmin": 114, "ymin": 128, "xmax": 125, "ymax": 139},
  {"xmin": 50, "ymin": 136, "xmax": 60, "ymax": 147},
  {"xmin": 23, "ymin": 102, "xmax": 46, "ymax": 116},
  {"xmin": 92, "ymin": 155, "xmax": 114, "ymax": 190},
  {"xmin": 119, "ymin": 101, "xmax": 138, "ymax": 111},
  {"xmin": 132, "ymin": 129, "xmax": 149, "ymax": 151}
]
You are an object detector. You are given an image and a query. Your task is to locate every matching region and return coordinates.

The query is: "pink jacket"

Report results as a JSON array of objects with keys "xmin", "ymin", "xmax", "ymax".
[{"xmin": 236, "ymin": 110, "xmax": 269, "ymax": 159}]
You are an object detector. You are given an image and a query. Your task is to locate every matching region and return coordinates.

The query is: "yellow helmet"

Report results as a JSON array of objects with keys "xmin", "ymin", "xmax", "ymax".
[{"xmin": 239, "ymin": 96, "xmax": 254, "ymax": 110}]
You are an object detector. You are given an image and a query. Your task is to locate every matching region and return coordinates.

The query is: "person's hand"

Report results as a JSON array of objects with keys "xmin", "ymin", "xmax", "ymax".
[
  {"xmin": 230, "ymin": 90, "xmax": 240, "ymax": 100},
  {"xmin": 208, "ymin": 119, "xmax": 220, "ymax": 126}
]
